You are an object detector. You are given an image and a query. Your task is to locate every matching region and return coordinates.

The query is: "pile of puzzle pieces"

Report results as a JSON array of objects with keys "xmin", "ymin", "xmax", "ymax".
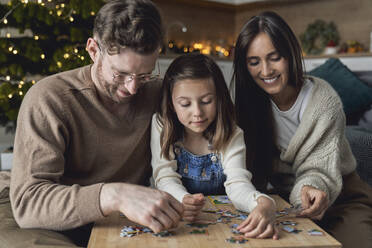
[{"xmin": 119, "ymin": 204, "xmax": 324, "ymax": 242}]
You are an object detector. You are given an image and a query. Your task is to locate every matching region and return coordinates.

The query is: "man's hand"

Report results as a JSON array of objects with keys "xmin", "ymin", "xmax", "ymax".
[
  {"xmin": 237, "ymin": 196, "xmax": 279, "ymax": 240},
  {"xmin": 298, "ymin": 185, "xmax": 329, "ymax": 220},
  {"xmin": 100, "ymin": 183, "xmax": 183, "ymax": 233},
  {"xmin": 182, "ymin": 193, "xmax": 205, "ymax": 222}
]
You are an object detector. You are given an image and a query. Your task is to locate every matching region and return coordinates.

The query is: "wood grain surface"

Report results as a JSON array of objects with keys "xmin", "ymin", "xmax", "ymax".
[{"xmin": 88, "ymin": 195, "xmax": 341, "ymax": 248}]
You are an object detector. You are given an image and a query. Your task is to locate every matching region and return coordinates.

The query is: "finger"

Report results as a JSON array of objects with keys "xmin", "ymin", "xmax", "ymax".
[
  {"xmin": 244, "ymin": 223, "xmax": 265, "ymax": 238},
  {"xmin": 183, "ymin": 210, "xmax": 200, "ymax": 217},
  {"xmin": 148, "ymin": 215, "xmax": 165, "ymax": 233},
  {"xmin": 257, "ymin": 224, "xmax": 274, "ymax": 239},
  {"xmin": 183, "ymin": 194, "xmax": 205, "ymax": 205},
  {"xmin": 240, "ymin": 218, "xmax": 260, "ymax": 234},
  {"xmin": 301, "ymin": 190, "xmax": 311, "ymax": 210},
  {"xmin": 183, "ymin": 214, "xmax": 199, "ymax": 222},
  {"xmin": 300, "ymin": 195, "xmax": 324, "ymax": 217},
  {"xmin": 193, "ymin": 193, "xmax": 205, "ymax": 203},
  {"xmin": 237, "ymin": 216, "xmax": 252, "ymax": 230},
  {"xmin": 165, "ymin": 204, "xmax": 184, "ymax": 228},
  {"xmin": 311, "ymin": 208, "xmax": 327, "ymax": 220},
  {"xmin": 273, "ymin": 225, "xmax": 279, "ymax": 240},
  {"xmin": 169, "ymin": 196, "xmax": 184, "ymax": 216},
  {"xmin": 183, "ymin": 203, "xmax": 204, "ymax": 211},
  {"xmin": 152, "ymin": 207, "xmax": 178, "ymax": 230}
]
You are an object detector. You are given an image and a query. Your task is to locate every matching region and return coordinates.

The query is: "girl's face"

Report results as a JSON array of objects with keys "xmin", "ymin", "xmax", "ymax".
[
  {"xmin": 171, "ymin": 78, "xmax": 217, "ymax": 136},
  {"xmin": 246, "ymin": 32, "xmax": 290, "ymax": 99}
]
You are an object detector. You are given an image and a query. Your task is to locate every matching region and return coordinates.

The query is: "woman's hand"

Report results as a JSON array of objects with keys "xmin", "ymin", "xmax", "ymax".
[
  {"xmin": 182, "ymin": 193, "xmax": 205, "ymax": 222},
  {"xmin": 298, "ymin": 185, "xmax": 329, "ymax": 220},
  {"xmin": 237, "ymin": 196, "xmax": 279, "ymax": 240}
]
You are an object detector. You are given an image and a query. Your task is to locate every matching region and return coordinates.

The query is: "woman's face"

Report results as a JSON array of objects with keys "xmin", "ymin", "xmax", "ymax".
[{"xmin": 246, "ymin": 32, "xmax": 290, "ymax": 98}]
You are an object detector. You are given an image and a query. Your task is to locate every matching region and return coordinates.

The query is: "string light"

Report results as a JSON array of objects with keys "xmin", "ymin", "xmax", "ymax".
[
  {"xmin": 6, "ymin": 76, "xmax": 10, "ymax": 81},
  {"xmin": 74, "ymin": 48, "xmax": 78, "ymax": 53},
  {"xmin": 57, "ymin": 10, "xmax": 62, "ymax": 16},
  {"xmin": 90, "ymin": 11, "xmax": 95, "ymax": 16},
  {"xmin": 57, "ymin": 61, "xmax": 62, "ymax": 68},
  {"xmin": 63, "ymin": 53, "xmax": 70, "ymax": 59},
  {"xmin": 80, "ymin": 56, "xmax": 85, "ymax": 60},
  {"xmin": 19, "ymin": 81, "xmax": 24, "ymax": 85},
  {"xmin": 61, "ymin": 3, "xmax": 65, "ymax": 8},
  {"xmin": 34, "ymin": 35, "xmax": 39, "ymax": 40},
  {"xmin": 40, "ymin": 54, "xmax": 45, "ymax": 59},
  {"xmin": 37, "ymin": 0, "xmax": 42, "ymax": 4},
  {"xmin": 32, "ymin": 80, "xmax": 36, "ymax": 84},
  {"xmin": 8, "ymin": 94, "xmax": 12, "ymax": 99},
  {"xmin": 3, "ymin": 18, "xmax": 7, "ymax": 24},
  {"xmin": 49, "ymin": 10, "xmax": 53, "ymax": 15},
  {"xmin": 69, "ymin": 16, "xmax": 74, "ymax": 22},
  {"xmin": 8, "ymin": 46, "xmax": 13, "ymax": 52},
  {"xmin": 12, "ymin": 49, "xmax": 18, "ymax": 54},
  {"xmin": 18, "ymin": 84, "xmax": 22, "ymax": 88},
  {"xmin": 19, "ymin": 91, "xmax": 23, "ymax": 96},
  {"xmin": 6, "ymin": 33, "xmax": 11, "ymax": 38},
  {"xmin": 55, "ymin": 4, "xmax": 59, "ymax": 9}
]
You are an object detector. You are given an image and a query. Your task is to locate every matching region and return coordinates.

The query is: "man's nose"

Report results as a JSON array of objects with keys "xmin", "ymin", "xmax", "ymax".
[{"xmin": 125, "ymin": 78, "xmax": 140, "ymax": 95}]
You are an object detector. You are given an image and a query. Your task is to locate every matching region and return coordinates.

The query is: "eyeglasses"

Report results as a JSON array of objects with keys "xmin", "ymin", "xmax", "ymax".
[
  {"xmin": 94, "ymin": 39, "xmax": 160, "ymax": 85},
  {"xmin": 111, "ymin": 66, "xmax": 160, "ymax": 85}
]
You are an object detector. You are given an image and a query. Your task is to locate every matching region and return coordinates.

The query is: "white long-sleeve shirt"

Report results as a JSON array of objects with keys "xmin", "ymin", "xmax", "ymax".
[{"xmin": 150, "ymin": 114, "xmax": 274, "ymax": 213}]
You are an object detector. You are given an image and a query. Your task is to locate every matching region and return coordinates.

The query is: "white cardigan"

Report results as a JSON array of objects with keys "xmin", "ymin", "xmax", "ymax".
[
  {"xmin": 151, "ymin": 114, "xmax": 273, "ymax": 213},
  {"xmin": 274, "ymin": 76, "xmax": 357, "ymax": 206}
]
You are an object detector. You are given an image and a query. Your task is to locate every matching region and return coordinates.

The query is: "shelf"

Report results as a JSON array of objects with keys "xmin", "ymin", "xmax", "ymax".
[{"xmin": 304, "ymin": 52, "xmax": 372, "ymax": 59}]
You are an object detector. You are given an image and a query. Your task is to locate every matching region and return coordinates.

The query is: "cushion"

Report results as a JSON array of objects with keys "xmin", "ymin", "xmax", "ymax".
[
  {"xmin": 345, "ymin": 126, "xmax": 372, "ymax": 187},
  {"xmin": 354, "ymin": 71, "xmax": 372, "ymax": 87},
  {"xmin": 358, "ymin": 104, "xmax": 372, "ymax": 132},
  {"xmin": 308, "ymin": 58, "xmax": 372, "ymax": 115}
]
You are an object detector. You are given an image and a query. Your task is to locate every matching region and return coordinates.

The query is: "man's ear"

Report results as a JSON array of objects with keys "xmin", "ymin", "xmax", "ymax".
[{"xmin": 86, "ymin": 38, "xmax": 100, "ymax": 63}]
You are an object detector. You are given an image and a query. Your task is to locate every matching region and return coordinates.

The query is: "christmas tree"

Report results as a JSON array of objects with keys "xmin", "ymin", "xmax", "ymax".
[{"xmin": 0, "ymin": 0, "xmax": 104, "ymax": 132}]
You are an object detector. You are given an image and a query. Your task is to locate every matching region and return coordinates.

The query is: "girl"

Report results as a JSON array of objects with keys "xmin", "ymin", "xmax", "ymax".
[
  {"xmin": 151, "ymin": 54, "xmax": 278, "ymax": 239},
  {"xmin": 233, "ymin": 11, "xmax": 372, "ymax": 247}
]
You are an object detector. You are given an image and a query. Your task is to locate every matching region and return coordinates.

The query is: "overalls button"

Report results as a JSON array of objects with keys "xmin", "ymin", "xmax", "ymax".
[{"xmin": 211, "ymin": 155, "xmax": 217, "ymax": 163}]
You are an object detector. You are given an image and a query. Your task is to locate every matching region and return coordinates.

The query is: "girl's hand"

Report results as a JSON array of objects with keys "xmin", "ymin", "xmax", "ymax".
[
  {"xmin": 237, "ymin": 196, "xmax": 279, "ymax": 240},
  {"xmin": 182, "ymin": 193, "xmax": 205, "ymax": 222},
  {"xmin": 298, "ymin": 185, "xmax": 329, "ymax": 220}
]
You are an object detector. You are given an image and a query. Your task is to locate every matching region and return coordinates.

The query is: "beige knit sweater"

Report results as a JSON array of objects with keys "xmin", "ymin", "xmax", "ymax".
[
  {"xmin": 273, "ymin": 76, "xmax": 356, "ymax": 206},
  {"xmin": 10, "ymin": 65, "xmax": 160, "ymax": 230}
]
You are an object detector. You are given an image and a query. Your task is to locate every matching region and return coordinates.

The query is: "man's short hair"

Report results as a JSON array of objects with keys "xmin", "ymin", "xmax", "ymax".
[{"xmin": 93, "ymin": 0, "xmax": 164, "ymax": 55}]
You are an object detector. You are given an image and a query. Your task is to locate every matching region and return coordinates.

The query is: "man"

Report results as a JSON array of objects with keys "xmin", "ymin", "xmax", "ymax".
[{"xmin": 1, "ymin": 0, "xmax": 183, "ymax": 247}]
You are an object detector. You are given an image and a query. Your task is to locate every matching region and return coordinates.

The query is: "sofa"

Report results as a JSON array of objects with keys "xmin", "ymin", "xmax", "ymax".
[{"xmin": 309, "ymin": 58, "xmax": 372, "ymax": 187}]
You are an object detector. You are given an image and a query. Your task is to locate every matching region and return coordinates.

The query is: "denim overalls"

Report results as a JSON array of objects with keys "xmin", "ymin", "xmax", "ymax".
[{"xmin": 174, "ymin": 144, "xmax": 226, "ymax": 195}]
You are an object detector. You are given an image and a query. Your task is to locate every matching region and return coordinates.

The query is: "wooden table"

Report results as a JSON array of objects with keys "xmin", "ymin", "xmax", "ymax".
[{"xmin": 88, "ymin": 195, "xmax": 341, "ymax": 248}]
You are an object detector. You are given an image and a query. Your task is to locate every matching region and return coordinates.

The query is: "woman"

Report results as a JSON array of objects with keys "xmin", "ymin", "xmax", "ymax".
[{"xmin": 233, "ymin": 11, "xmax": 372, "ymax": 247}]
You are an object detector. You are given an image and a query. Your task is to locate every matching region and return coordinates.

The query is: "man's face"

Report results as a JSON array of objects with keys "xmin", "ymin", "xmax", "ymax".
[{"xmin": 94, "ymin": 47, "xmax": 159, "ymax": 103}]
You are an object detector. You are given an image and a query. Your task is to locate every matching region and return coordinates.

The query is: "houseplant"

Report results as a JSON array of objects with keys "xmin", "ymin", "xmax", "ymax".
[{"xmin": 300, "ymin": 20, "xmax": 340, "ymax": 55}]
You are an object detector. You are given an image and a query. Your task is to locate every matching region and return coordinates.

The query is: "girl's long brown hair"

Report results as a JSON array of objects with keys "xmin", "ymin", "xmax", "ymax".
[{"xmin": 157, "ymin": 54, "xmax": 236, "ymax": 160}]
